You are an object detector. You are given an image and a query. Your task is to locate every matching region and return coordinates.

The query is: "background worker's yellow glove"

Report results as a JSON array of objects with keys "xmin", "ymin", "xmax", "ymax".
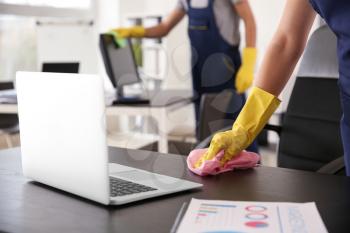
[
  {"xmin": 194, "ymin": 87, "xmax": 280, "ymax": 168},
  {"xmin": 112, "ymin": 26, "xmax": 145, "ymax": 38},
  {"xmin": 235, "ymin": 48, "xmax": 257, "ymax": 94}
]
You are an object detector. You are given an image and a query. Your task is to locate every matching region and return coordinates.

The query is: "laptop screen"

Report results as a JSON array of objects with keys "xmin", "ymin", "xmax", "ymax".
[
  {"xmin": 42, "ymin": 62, "xmax": 80, "ymax": 73},
  {"xmin": 99, "ymin": 34, "xmax": 140, "ymax": 88}
]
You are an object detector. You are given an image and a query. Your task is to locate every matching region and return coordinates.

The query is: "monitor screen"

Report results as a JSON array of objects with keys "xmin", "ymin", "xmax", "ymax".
[
  {"xmin": 99, "ymin": 34, "xmax": 140, "ymax": 88},
  {"xmin": 42, "ymin": 62, "xmax": 80, "ymax": 73}
]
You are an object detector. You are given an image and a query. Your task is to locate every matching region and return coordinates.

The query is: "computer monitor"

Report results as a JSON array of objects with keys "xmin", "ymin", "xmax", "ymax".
[
  {"xmin": 42, "ymin": 62, "xmax": 80, "ymax": 73},
  {"xmin": 99, "ymin": 34, "xmax": 140, "ymax": 89}
]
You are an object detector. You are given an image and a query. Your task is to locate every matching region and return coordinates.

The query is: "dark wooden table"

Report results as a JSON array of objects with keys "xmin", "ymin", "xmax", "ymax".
[{"xmin": 1, "ymin": 147, "xmax": 350, "ymax": 233}]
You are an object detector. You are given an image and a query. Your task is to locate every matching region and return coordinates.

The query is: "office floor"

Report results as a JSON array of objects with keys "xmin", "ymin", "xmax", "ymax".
[
  {"xmin": 259, "ymin": 143, "xmax": 278, "ymax": 167},
  {"xmin": 0, "ymin": 133, "xmax": 278, "ymax": 167},
  {"xmin": 0, "ymin": 134, "xmax": 20, "ymax": 149}
]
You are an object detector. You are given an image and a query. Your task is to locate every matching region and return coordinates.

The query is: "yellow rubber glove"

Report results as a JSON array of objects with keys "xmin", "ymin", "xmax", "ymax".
[
  {"xmin": 194, "ymin": 87, "xmax": 280, "ymax": 168},
  {"xmin": 235, "ymin": 47, "xmax": 257, "ymax": 94},
  {"xmin": 112, "ymin": 26, "xmax": 145, "ymax": 38}
]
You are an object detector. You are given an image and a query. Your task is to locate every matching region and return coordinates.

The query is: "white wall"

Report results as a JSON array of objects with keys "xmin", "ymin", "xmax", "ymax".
[
  {"xmin": 95, "ymin": 0, "xmax": 120, "ymax": 31},
  {"xmin": 36, "ymin": 20, "xmax": 98, "ymax": 74},
  {"xmin": 249, "ymin": 0, "xmax": 285, "ymax": 63},
  {"xmin": 0, "ymin": 16, "xmax": 37, "ymax": 81}
]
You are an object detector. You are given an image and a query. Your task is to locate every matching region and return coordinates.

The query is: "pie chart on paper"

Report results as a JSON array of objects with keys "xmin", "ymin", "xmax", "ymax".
[{"xmin": 245, "ymin": 221, "xmax": 269, "ymax": 228}]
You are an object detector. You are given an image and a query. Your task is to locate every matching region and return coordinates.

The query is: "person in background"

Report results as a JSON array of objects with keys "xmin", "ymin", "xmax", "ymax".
[
  {"xmin": 194, "ymin": 0, "xmax": 350, "ymax": 176},
  {"xmin": 113, "ymin": 0, "xmax": 258, "ymax": 152}
]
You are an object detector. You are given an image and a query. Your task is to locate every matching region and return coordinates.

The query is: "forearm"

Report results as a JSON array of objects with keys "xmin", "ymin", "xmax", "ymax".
[
  {"xmin": 112, "ymin": 9, "xmax": 184, "ymax": 39},
  {"xmin": 255, "ymin": 35, "xmax": 306, "ymax": 96},
  {"xmin": 243, "ymin": 17, "xmax": 256, "ymax": 48},
  {"xmin": 234, "ymin": 0, "xmax": 256, "ymax": 48},
  {"xmin": 144, "ymin": 24, "xmax": 170, "ymax": 38}
]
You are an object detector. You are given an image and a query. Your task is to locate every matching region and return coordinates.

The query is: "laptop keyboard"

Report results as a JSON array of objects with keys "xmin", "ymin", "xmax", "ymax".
[{"xmin": 110, "ymin": 177, "xmax": 157, "ymax": 197}]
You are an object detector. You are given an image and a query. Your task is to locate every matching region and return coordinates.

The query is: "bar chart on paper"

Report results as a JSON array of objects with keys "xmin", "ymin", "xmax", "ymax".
[
  {"xmin": 194, "ymin": 202, "xmax": 237, "ymax": 227},
  {"xmin": 176, "ymin": 199, "xmax": 328, "ymax": 233}
]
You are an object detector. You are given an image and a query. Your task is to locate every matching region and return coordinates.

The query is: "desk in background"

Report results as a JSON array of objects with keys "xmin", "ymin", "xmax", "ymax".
[
  {"xmin": 0, "ymin": 89, "xmax": 194, "ymax": 153},
  {"xmin": 0, "ymin": 147, "xmax": 350, "ymax": 233}
]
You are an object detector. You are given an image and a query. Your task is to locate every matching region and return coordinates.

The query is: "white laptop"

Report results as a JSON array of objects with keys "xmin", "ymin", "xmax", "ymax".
[{"xmin": 16, "ymin": 72, "xmax": 202, "ymax": 205}]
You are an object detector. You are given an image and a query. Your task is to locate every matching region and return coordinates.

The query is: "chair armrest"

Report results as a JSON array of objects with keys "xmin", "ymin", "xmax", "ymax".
[
  {"xmin": 317, "ymin": 156, "xmax": 345, "ymax": 175},
  {"xmin": 194, "ymin": 136, "xmax": 212, "ymax": 150},
  {"xmin": 194, "ymin": 125, "xmax": 231, "ymax": 149},
  {"xmin": 264, "ymin": 124, "xmax": 282, "ymax": 136}
]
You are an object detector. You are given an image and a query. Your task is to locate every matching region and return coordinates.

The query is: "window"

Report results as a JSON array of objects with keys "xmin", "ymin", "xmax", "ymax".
[
  {"xmin": 0, "ymin": 0, "xmax": 91, "ymax": 9},
  {"xmin": 0, "ymin": 15, "xmax": 37, "ymax": 81},
  {"xmin": 0, "ymin": 0, "xmax": 94, "ymax": 18}
]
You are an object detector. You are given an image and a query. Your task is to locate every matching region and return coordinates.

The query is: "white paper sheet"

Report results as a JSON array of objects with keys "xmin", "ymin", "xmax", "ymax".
[{"xmin": 176, "ymin": 199, "xmax": 328, "ymax": 233}]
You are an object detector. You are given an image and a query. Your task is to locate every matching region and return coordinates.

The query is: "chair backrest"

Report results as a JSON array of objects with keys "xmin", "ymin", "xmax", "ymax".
[
  {"xmin": 277, "ymin": 25, "xmax": 344, "ymax": 171},
  {"xmin": 0, "ymin": 82, "xmax": 18, "ymax": 128},
  {"xmin": 198, "ymin": 90, "xmax": 243, "ymax": 141}
]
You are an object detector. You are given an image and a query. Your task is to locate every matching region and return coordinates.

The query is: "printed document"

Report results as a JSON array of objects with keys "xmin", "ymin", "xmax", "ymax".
[{"xmin": 176, "ymin": 199, "xmax": 328, "ymax": 233}]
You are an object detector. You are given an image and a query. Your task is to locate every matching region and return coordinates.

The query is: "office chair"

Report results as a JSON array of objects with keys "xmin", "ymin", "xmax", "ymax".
[
  {"xmin": 195, "ymin": 25, "xmax": 345, "ymax": 175},
  {"xmin": 197, "ymin": 90, "xmax": 244, "ymax": 142},
  {"xmin": 0, "ymin": 82, "xmax": 19, "ymax": 148}
]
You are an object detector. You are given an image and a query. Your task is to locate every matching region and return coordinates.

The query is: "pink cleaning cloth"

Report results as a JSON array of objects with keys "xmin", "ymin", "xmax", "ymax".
[{"xmin": 187, "ymin": 148, "xmax": 260, "ymax": 176}]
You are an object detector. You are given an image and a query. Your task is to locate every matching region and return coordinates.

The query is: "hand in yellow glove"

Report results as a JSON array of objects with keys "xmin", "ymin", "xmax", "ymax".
[
  {"xmin": 111, "ymin": 26, "xmax": 145, "ymax": 38},
  {"xmin": 235, "ymin": 47, "xmax": 257, "ymax": 94},
  {"xmin": 194, "ymin": 87, "xmax": 280, "ymax": 168}
]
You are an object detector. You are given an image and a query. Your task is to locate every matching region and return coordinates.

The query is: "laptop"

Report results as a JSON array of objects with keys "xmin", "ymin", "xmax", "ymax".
[{"xmin": 16, "ymin": 72, "xmax": 202, "ymax": 205}]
